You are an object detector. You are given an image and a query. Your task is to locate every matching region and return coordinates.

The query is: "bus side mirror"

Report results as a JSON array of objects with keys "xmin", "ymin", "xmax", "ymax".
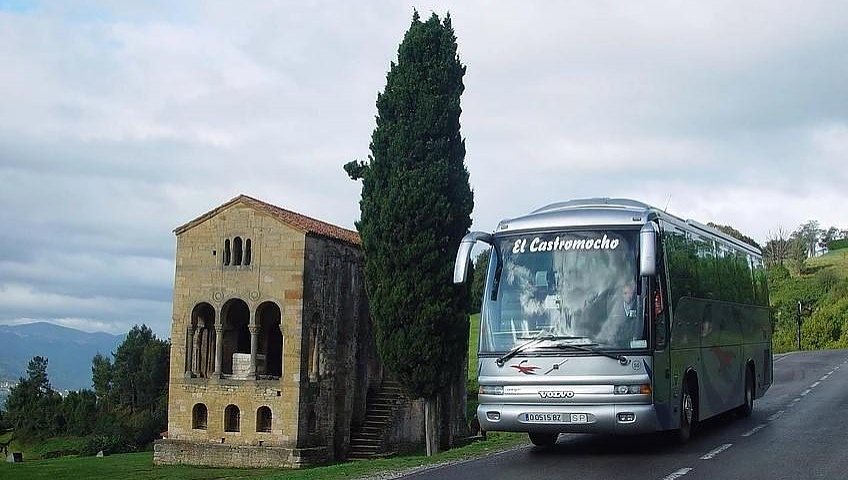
[
  {"xmin": 639, "ymin": 223, "xmax": 658, "ymax": 277},
  {"xmin": 454, "ymin": 231, "xmax": 494, "ymax": 284}
]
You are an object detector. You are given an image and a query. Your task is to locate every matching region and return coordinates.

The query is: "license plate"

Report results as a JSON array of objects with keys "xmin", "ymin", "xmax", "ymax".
[{"xmin": 523, "ymin": 413, "xmax": 588, "ymax": 424}]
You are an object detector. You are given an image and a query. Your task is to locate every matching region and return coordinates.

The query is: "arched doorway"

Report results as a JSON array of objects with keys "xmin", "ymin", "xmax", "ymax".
[
  {"xmin": 257, "ymin": 301, "xmax": 283, "ymax": 377},
  {"xmin": 221, "ymin": 298, "xmax": 250, "ymax": 376}
]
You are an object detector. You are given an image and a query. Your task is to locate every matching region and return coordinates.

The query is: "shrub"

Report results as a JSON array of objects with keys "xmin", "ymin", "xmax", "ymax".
[
  {"xmin": 828, "ymin": 238, "xmax": 848, "ymax": 251},
  {"xmin": 80, "ymin": 433, "xmax": 134, "ymax": 456}
]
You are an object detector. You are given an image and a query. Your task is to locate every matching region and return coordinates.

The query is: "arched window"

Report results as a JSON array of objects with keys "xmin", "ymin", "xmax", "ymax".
[
  {"xmin": 233, "ymin": 237, "xmax": 243, "ymax": 265},
  {"xmin": 189, "ymin": 303, "xmax": 215, "ymax": 378},
  {"xmin": 308, "ymin": 320, "xmax": 320, "ymax": 381},
  {"xmin": 223, "ymin": 239, "xmax": 231, "ymax": 266},
  {"xmin": 256, "ymin": 406, "xmax": 272, "ymax": 433},
  {"xmin": 192, "ymin": 403, "xmax": 208, "ymax": 430},
  {"xmin": 245, "ymin": 239, "xmax": 252, "ymax": 266},
  {"xmin": 224, "ymin": 404, "xmax": 240, "ymax": 432}
]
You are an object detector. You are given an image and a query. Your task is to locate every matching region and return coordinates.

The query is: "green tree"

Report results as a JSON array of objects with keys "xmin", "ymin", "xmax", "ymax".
[
  {"xmin": 0, "ymin": 407, "xmax": 8, "ymax": 431},
  {"xmin": 789, "ymin": 237, "xmax": 807, "ymax": 274},
  {"xmin": 94, "ymin": 324, "xmax": 170, "ymax": 450},
  {"xmin": 707, "ymin": 222, "xmax": 761, "ymax": 250},
  {"xmin": 112, "ymin": 325, "xmax": 169, "ymax": 414},
  {"xmin": 794, "ymin": 220, "xmax": 822, "ymax": 258},
  {"xmin": 62, "ymin": 389, "xmax": 98, "ymax": 436},
  {"xmin": 91, "ymin": 352, "xmax": 113, "ymax": 406},
  {"xmin": 4, "ymin": 356, "xmax": 63, "ymax": 441},
  {"xmin": 469, "ymin": 248, "xmax": 491, "ymax": 313},
  {"xmin": 345, "ymin": 11, "xmax": 473, "ymax": 455}
]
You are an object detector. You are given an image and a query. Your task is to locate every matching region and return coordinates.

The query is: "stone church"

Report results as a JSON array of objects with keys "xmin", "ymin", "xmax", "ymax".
[{"xmin": 153, "ymin": 194, "xmax": 425, "ymax": 468}]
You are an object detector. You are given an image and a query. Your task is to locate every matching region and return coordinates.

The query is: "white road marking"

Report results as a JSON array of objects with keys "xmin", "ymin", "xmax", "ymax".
[
  {"xmin": 742, "ymin": 424, "xmax": 768, "ymax": 437},
  {"xmin": 820, "ymin": 374, "xmax": 830, "ymax": 381},
  {"xmin": 810, "ymin": 381, "xmax": 820, "ymax": 388},
  {"xmin": 662, "ymin": 468, "xmax": 694, "ymax": 480},
  {"xmin": 787, "ymin": 397, "xmax": 801, "ymax": 407},
  {"xmin": 800, "ymin": 389, "xmax": 812, "ymax": 396},
  {"xmin": 700, "ymin": 443, "xmax": 733, "ymax": 460},
  {"xmin": 768, "ymin": 410, "xmax": 785, "ymax": 421}
]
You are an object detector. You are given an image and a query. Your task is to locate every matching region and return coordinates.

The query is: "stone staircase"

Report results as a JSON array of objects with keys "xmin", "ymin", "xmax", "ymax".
[{"xmin": 347, "ymin": 380, "xmax": 405, "ymax": 460}]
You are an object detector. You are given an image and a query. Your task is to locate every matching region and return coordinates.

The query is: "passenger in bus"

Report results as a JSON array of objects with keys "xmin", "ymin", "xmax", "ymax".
[
  {"xmin": 622, "ymin": 281, "xmax": 637, "ymax": 318},
  {"xmin": 611, "ymin": 279, "xmax": 643, "ymax": 347}
]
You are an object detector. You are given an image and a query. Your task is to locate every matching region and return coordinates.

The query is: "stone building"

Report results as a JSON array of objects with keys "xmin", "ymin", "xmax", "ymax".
[{"xmin": 154, "ymin": 194, "xmax": 423, "ymax": 468}]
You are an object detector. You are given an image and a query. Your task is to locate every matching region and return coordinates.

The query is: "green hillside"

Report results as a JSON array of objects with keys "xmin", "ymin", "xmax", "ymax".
[{"xmin": 770, "ymin": 249, "xmax": 848, "ymax": 353}]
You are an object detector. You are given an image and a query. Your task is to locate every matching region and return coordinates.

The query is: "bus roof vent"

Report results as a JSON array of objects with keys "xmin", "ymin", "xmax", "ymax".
[{"xmin": 532, "ymin": 198, "xmax": 653, "ymax": 214}]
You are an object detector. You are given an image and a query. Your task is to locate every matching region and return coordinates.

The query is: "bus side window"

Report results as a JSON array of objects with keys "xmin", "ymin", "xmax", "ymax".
[
  {"xmin": 654, "ymin": 289, "xmax": 665, "ymax": 317},
  {"xmin": 654, "ymin": 283, "xmax": 668, "ymax": 350}
]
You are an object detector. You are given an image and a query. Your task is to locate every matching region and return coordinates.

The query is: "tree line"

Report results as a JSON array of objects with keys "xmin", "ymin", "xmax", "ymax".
[
  {"xmin": 0, "ymin": 325, "xmax": 169, "ymax": 456},
  {"xmin": 762, "ymin": 220, "xmax": 848, "ymax": 273}
]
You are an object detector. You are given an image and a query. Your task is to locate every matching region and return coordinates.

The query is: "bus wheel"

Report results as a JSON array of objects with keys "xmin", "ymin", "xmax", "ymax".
[
  {"xmin": 738, "ymin": 367, "xmax": 754, "ymax": 418},
  {"xmin": 677, "ymin": 379, "xmax": 697, "ymax": 443},
  {"xmin": 529, "ymin": 432, "xmax": 558, "ymax": 447}
]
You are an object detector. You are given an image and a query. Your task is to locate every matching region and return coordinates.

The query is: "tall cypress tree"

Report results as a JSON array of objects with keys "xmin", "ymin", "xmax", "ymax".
[{"xmin": 345, "ymin": 11, "xmax": 473, "ymax": 455}]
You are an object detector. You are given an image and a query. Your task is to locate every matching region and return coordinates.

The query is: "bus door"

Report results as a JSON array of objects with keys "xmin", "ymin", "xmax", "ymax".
[{"xmin": 649, "ymin": 275, "xmax": 675, "ymax": 429}]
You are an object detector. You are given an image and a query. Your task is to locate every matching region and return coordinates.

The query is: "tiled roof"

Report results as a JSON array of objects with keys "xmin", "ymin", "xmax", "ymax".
[{"xmin": 174, "ymin": 194, "xmax": 361, "ymax": 246}]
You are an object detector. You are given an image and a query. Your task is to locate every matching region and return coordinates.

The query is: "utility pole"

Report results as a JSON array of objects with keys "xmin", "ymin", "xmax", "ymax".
[{"xmin": 796, "ymin": 300, "xmax": 803, "ymax": 351}]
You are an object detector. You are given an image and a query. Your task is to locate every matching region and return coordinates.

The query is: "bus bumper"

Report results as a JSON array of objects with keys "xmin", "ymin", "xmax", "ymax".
[{"xmin": 477, "ymin": 403, "xmax": 660, "ymax": 435}]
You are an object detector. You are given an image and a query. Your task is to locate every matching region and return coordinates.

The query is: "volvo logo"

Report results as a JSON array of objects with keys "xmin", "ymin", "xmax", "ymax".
[{"xmin": 539, "ymin": 390, "xmax": 575, "ymax": 399}]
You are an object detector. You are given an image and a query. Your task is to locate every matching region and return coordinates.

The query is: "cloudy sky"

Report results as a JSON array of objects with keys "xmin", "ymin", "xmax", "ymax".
[{"xmin": 1, "ymin": 1, "xmax": 846, "ymax": 337}]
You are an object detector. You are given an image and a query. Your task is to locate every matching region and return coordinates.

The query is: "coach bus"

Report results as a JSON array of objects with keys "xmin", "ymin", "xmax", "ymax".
[{"xmin": 454, "ymin": 198, "xmax": 772, "ymax": 446}]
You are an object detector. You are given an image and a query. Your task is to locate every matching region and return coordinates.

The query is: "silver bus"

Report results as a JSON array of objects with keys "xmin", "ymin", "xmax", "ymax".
[{"xmin": 454, "ymin": 198, "xmax": 772, "ymax": 446}]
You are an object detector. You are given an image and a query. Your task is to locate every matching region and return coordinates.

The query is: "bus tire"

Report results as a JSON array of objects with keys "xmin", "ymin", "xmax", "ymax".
[
  {"xmin": 737, "ymin": 366, "xmax": 754, "ymax": 418},
  {"xmin": 676, "ymin": 377, "xmax": 697, "ymax": 443},
  {"xmin": 529, "ymin": 432, "xmax": 558, "ymax": 447}
]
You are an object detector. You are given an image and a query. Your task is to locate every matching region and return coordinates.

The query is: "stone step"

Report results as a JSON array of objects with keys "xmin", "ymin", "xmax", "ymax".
[
  {"xmin": 359, "ymin": 423, "xmax": 386, "ymax": 433},
  {"xmin": 350, "ymin": 440, "xmax": 381, "ymax": 448},
  {"xmin": 346, "ymin": 379, "xmax": 406, "ymax": 460},
  {"xmin": 348, "ymin": 445, "xmax": 381, "ymax": 452},
  {"xmin": 348, "ymin": 448, "xmax": 380, "ymax": 455},
  {"xmin": 367, "ymin": 407, "xmax": 395, "ymax": 415}
]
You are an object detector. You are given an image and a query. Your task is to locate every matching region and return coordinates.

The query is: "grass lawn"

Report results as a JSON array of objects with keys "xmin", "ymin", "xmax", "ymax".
[
  {"xmin": 468, "ymin": 313, "xmax": 480, "ymax": 378},
  {"xmin": 0, "ymin": 433, "xmax": 527, "ymax": 480},
  {"xmin": 467, "ymin": 313, "xmax": 481, "ymax": 421},
  {"xmin": 807, "ymin": 248, "xmax": 848, "ymax": 278}
]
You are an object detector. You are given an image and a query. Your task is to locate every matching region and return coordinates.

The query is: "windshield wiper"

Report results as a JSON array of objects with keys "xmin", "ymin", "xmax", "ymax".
[
  {"xmin": 495, "ymin": 334, "xmax": 584, "ymax": 367},
  {"xmin": 540, "ymin": 342, "xmax": 630, "ymax": 365}
]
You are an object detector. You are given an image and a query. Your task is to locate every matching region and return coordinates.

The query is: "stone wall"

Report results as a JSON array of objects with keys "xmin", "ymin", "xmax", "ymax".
[
  {"xmin": 386, "ymin": 397, "xmax": 426, "ymax": 452},
  {"xmin": 165, "ymin": 379, "xmax": 297, "ymax": 446},
  {"xmin": 166, "ymin": 204, "xmax": 306, "ymax": 449},
  {"xmin": 153, "ymin": 439, "xmax": 328, "ymax": 469},
  {"xmin": 297, "ymin": 234, "xmax": 380, "ymax": 460}
]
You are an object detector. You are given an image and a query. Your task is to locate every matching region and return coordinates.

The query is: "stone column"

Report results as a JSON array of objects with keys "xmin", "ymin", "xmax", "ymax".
[
  {"xmin": 191, "ymin": 321, "xmax": 204, "ymax": 377},
  {"xmin": 248, "ymin": 324, "xmax": 259, "ymax": 378},
  {"xmin": 279, "ymin": 323, "xmax": 286, "ymax": 378},
  {"xmin": 213, "ymin": 322, "xmax": 224, "ymax": 378},
  {"xmin": 185, "ymin": 325, "xmax": 195, "ymax": 378}
]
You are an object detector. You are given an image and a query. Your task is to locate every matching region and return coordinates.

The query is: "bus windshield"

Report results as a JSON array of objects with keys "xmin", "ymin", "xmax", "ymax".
[{"xmin": 481, "ymin": 229, "xmax": 645, "ymax": 354}]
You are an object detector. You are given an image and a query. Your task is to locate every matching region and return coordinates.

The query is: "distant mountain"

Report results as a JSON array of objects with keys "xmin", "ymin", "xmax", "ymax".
[{"xmin": 0, "ymin": 322, "xmax": 125, "ymax": 391}]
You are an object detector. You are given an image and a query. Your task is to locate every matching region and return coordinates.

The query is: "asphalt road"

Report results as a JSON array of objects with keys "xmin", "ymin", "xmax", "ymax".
[{"xmin": 401, "ymin": 349, "xmax": 848, "ymax": 480}]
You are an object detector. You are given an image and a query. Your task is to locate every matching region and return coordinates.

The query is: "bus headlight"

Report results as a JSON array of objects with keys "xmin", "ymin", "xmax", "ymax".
[
  {"xmin": 614, "ymin": 384, "xmax": 651, "ymax": 395},
  {"xmin": 479, "ymin": 385, "xmax": 504, "ymax": 395}
]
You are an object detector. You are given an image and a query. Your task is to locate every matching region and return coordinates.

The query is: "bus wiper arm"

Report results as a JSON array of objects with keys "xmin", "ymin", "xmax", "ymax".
[
  {"xmin": 496, "ymin": 335, "xmax": 583, "ymax": 367},
  {"xmin": 543, "ymin": 343, "xmax": 630, "ymax": 365}
]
